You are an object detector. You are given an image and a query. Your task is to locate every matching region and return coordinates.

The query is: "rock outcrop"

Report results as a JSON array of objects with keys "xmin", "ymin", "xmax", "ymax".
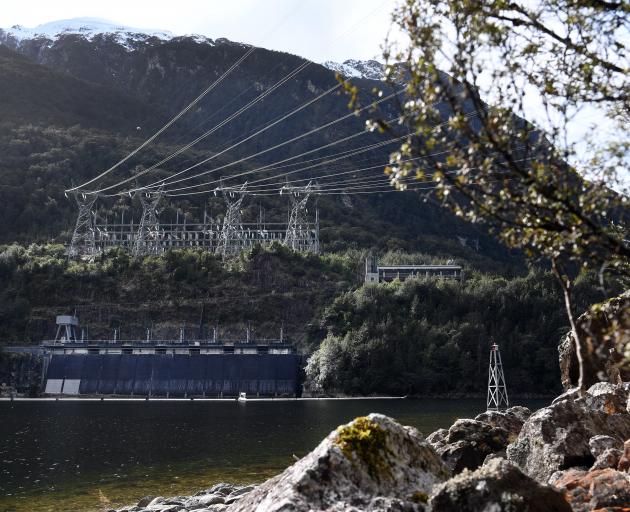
[
  {"xmin": 429, "ymin": 458, "xmax": 571, "ymax": 512},
  {"xmin": 507, "ymin": 383, "xmax": 630, "ymax": 483},
  {"xmin": 228, "ymin": 414, "xmax": 448, "ymax": 511},
  {"xmin": 426, "ymin": 407, "xmax": 532, "ymax": 475},
  {"xmin": 474, "ymin": 406, "xmax": 531, "ymax": 442},
  {"xmin": 551, "ymin": 468, "xmax": 630, "ymax": 512},
  {"xmin": 428, "ymin": 419, "xmax": 510, "ymax": 475},
  {"xmin": 559, "ymin": 290, "xmax": 630, "ymax": 391}
]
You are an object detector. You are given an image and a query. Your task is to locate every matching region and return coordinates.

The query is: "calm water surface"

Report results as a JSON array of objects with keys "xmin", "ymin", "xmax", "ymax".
[{"xmin": 0, "ymin": 398, "xmax": 548, "ymax": 512}]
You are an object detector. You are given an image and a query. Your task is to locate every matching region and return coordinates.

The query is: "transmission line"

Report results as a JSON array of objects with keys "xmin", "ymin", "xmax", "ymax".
[{"xmin": 66, "ymin": 46, "xmax": 256, "ymax": 193}]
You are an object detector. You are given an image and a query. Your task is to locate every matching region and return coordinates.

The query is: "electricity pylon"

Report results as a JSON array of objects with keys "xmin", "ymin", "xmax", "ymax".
[
  {"xmin": 133, "ymin": 187, "xmax": 163, "ymax": 256},
  {"xmin": 68, "ymin": 192, "xmax": 98, "ymax": 258},
  {"xmin": 487, "ymin": 342, "xmax": 509, "ymax": 411},
  {"xmin": 217, "ymin": 183, "xmax": 247, "ymax": 257},
  {"xmin": 282, "ymin": 182, "xmax": 317, "ymax": 252}
]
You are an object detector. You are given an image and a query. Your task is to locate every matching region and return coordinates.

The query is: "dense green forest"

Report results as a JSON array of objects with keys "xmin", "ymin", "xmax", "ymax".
[
  {"xmin": 1, "ymin": 243, "xmax": 622, "ymax": 395},
  {"xmin": 305, "ymin": 271, "xmax": 622, "ymax": 396},
  {"xmin": 0, "ymin": 243, "xmax": 357, "ymax": 345}
]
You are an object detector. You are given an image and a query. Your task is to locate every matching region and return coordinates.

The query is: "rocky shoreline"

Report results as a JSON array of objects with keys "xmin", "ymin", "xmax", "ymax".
[{"xmin": 112, "ymin": 382, "xmax": 629, "ymax": 512}]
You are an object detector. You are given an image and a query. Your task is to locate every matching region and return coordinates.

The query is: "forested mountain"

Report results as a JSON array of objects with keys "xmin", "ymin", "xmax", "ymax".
[{"xmin": 0, "ymin": 19, "xmax": 506, "ymax": 264}]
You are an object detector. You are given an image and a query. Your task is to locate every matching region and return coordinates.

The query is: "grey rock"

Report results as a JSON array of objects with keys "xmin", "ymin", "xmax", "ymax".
[
  {"xmin": 588, "ymin": 434, "xmax": 622, "ymax": 458},
  {"xmin": 147, "ymin": 498, "xmax": 165, "ymax": 507},
  {"xmin": 227, "ymin": 413, "xmax": 448, "ymax": 511},
  {"xmin": 551, "ymin": 387, "xmax": 580, "ymax": 405},
  {"xmin": 506, "ymin": 398, "xmax": 630, "ymax": 483},
  {"xmin": 137, "ymin": 496, "xmax": 156, "ymax": 508},
  {"xmin": 482, "ymin": 451, "xmax": 506, "ymax": 466},
  {"xmin": 433, "ymin": 419, "xmax": 510, "ymax": 474},
  {"xmin": 195, "ymin": 495, "xmax": 225, "ymax": 506},
  {"xmin": 227, "ymin": 485, "xmax": 254, "ymax": 498},
  {"xmin": 590, "ymin": 448, "xmax": 623, "ymax": 470},
  {"xmin": 475, "ymin": 406, "xmax": 531, "ymax": 441},
  {"xmin": 425, "ymin": 428, "xmax": 448, "ymax": 450},
  {"xmin": 146, "ymin": 506, "xmax": 180, "ymax": 512},
  {"xmin": 208, "ymin": 483, "xmax": 237, "ymax": 496},
  {"xmin": 581, "ymin": 381, "xmax": 628, "ymax": 414},
  {"xmin": 429, "ymin": 458, "xmax": 571, "ymax": 512}
]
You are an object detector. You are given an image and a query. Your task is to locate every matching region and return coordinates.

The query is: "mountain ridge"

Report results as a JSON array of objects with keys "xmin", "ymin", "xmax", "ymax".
[{"xmin": 1, "ymin": 17, "xmax": 385, "ymax": 80}]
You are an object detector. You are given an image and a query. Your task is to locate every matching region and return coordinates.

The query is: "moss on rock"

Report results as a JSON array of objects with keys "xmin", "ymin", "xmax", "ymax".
[{"xmin": 335, "ymin": 416, "xmax": 392, "ymax": 480}]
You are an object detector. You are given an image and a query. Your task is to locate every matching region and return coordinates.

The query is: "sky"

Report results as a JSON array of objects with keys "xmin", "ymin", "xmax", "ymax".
[{"xmin": 0, "ymin": 0, "xmax": 400, "ymax": 63}]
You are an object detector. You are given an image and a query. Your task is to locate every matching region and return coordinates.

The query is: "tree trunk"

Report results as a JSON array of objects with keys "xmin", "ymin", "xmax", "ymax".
[{"xmin": 551, "ymin": 258, "xmax": 586, "ymax": 396}]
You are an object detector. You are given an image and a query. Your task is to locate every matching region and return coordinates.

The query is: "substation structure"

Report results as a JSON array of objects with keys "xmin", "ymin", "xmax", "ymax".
[{"xmin": 68, "ymin": 184, "xmax": 319, "ymax": 258}]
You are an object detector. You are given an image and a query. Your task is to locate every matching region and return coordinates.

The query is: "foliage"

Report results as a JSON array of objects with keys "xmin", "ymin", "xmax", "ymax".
[
  {"xmin": 376, "ymin": 0, "xmax": 630, "ymax": 390},
  {"xmin": 0, "ymin": 244, "xmax": 356, "ymax": 345},
  {"xmin": 306, "ymin": 270, "xmax": 623, "ymax": 396}
]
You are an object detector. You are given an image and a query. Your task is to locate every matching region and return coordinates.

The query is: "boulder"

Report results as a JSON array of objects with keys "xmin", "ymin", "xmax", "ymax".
[
  {"xmin": 589, "ymin": 434, "xmax": 623, "ymax": 458},
  {"xmin": 590, "ymin": 448, "xmax": 623, "ymax": 471},
  {"xmin": 227, "ymin": 414, "xmax": 448, "ymax": 511},
  {"xmin": 552, "ymin": 468, "xmax": 630, "ymax": 512},
  {"xmin": 432, "ymin": 419, "xmax": 510, "ymax": 474},
  {"xmin": 506, "ymin": 398, "xmax": 630, "ymax": 483},
  {"xmin": 558, "ymin": 291, "xmax": 630, "ymax": 391},
  {"xmin": 581, "ymin": 381, "xmax": 628, "ymax": 414},
  {"xmin": 137, "ymin": 496, "xmax": 156, "ymax": 508},
  {"xmin": 474, "ymin": 406, "xmax": 532, "ymax": 441},
  {"xmin": 429, "ymin": 458, "xmax": 571, "ymax": 512},
  {"xmin": 425, "ymin": 428, "xmax": 448, "ymax": 450}
]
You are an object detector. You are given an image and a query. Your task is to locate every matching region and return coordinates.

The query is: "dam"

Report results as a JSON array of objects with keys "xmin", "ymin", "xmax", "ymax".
[{"xmin": 23, "ymin": 315, "xmax": 303, "ymax": 398}]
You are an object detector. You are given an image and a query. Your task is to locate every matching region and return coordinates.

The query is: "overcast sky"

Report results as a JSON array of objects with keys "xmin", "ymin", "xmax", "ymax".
[{"xmin": 0, "ymin": 0, "xmax": 399, "ymax": 63}]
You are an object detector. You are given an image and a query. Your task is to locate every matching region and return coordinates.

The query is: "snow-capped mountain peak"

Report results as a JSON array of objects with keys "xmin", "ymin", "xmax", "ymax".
[
  {"xmin": 322, "ymin": 59, "xmax": 385, "ymax": 81},
  {"xmin": 1, "ymin": 17, "xmax": 175, "ymax": 48}
]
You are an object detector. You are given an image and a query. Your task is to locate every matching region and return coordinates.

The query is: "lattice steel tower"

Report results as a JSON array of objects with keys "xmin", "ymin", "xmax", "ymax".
[
  {"xmin": 283, "ymin": 182, "xmax": 317, "ymax": 253},
  {"xmin": 217, "ymin": 183, "xmax": 247, "ymax": 257},
  {"xmin": 133, "ymin": 187, "xmax": 163, "ymax": 256},
  {"xmin": 68, "ymin": 192, "xmax": 98, "ymax": 258},
  {"xmin": 487, "ymin": 343, "xmax": 509, "ymax": 410}
]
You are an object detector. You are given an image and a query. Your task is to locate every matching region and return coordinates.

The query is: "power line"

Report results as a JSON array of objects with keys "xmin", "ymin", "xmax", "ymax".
[
  {"xmin": 66, "ymin": 46, "xmax": 256, "ymax": 194},
  {"xmin": 73, "ymin": 1, "xmax": 391, "ymax": 196},
  {"xmin": 126, "ymin": 89, "xmax": 405, "ymax": 195},
  {"xmin": 160, "ymin": 108, "xmax": 485, "ymax": 197}
]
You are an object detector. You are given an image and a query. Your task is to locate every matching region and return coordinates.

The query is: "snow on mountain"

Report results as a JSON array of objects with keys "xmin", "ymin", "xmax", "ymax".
[
  {"xmin": 0, "ymin": 17, "xmax": 179, "ymax": 49},
  {"xmin": 322, "ymin": 59, "xmax": 385, "ymax": 81}
]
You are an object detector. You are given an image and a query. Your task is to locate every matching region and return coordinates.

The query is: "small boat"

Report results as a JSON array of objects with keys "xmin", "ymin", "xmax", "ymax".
[{"xmin": 237, "ymin": 392, "xmax": 247, "ymax": 402}]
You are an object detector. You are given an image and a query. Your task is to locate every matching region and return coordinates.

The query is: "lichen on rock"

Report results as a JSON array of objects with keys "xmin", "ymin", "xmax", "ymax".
[{"xmin": 334, "ymin": 415, "xmax": 392, "ymax": 480}]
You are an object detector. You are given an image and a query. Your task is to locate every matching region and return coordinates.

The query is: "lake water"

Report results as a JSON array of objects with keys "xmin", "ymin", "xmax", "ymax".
[{"xmin": 0, "ymin": 398, "xmax": 548, "ymax": 512}]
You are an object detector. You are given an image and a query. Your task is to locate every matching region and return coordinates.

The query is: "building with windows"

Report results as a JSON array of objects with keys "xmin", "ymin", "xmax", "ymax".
[{"xmin": 365, "ymin": 256, "xmax": 463, "ymax": 283}]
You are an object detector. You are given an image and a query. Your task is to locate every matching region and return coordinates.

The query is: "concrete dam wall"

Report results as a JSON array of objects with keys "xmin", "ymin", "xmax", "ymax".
[{"xmin": 44, "ymin": 354, "xmax": 302, "ymax": 397}]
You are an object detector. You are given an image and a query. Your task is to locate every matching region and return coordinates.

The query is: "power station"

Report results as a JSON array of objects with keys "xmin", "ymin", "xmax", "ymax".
[{"xmin": 69, "ymin": 184, "xmax": 319, "ymax": 258}]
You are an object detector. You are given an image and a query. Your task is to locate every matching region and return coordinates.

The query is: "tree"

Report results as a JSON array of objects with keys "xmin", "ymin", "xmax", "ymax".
[{"xmin": 376, "ymin": 0, "xmax": 629, "ymax": 392}]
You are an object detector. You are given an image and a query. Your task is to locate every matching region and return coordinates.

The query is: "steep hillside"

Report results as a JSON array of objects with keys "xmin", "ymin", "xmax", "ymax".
[
  {"xmin": 0, "ymin": 45, "xmax": 166, "ymax": 131},
  {"xmin": 0, "ymin": 21, "xmax": 512, "ymax": 266}
]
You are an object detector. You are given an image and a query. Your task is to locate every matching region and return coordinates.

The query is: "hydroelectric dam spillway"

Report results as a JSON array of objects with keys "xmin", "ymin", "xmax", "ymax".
[
  {"xmin": 44, "ymin": 353, "xmax": 302, "ymax": 398},
  {"xmin": 37, "ymin": 316, "xmax": 303, "ymax": 398}
]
